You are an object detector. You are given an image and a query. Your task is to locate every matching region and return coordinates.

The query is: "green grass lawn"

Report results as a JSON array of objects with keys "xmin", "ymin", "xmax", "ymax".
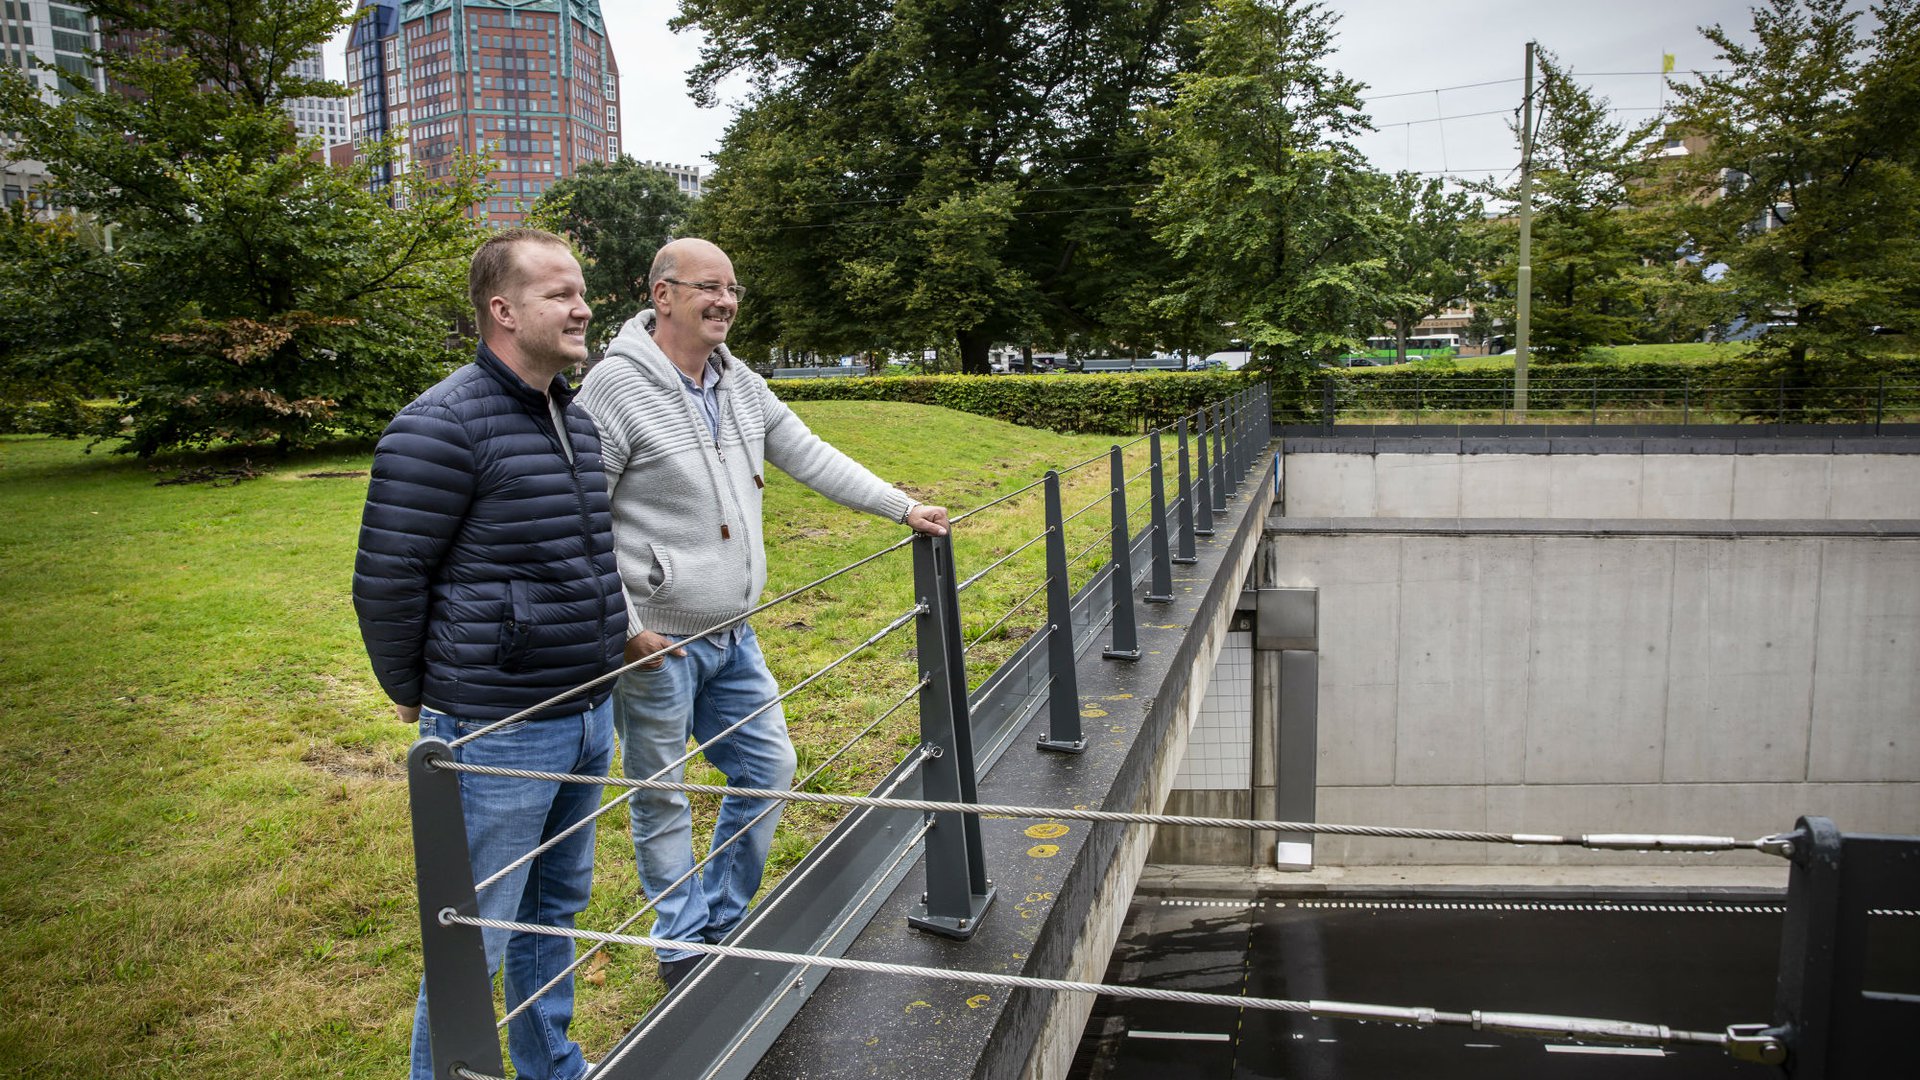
[{"xmin": 0, "ymin": 401, "xmax": 1145, "ymax": 1078}]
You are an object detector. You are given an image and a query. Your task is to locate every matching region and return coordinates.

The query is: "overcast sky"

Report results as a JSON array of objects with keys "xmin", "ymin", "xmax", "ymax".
[{"xmin": 328, "ymin": 0, "xmax": 1790, "ymax": 182}]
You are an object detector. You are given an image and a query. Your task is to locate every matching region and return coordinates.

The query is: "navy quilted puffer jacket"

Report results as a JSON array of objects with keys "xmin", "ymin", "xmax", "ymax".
[{"xmin": 352, "ymin": 343, "xmax": 627, "ymax": 722}]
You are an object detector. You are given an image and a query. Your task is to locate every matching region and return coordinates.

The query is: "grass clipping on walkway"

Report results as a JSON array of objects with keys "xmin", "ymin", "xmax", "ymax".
[{"xmin": 0, "ymin": 400, "xmax": 1159, "ymax": 1078}]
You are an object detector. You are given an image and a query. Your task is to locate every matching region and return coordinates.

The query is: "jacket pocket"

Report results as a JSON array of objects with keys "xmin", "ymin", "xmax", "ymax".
[
  {"xmin": 497, "ymin": 579, "xmax": 533, "ymax": 671},
  {"xmin": 643, "ymin": 542, "xmax": 674, "ymax": 602}
]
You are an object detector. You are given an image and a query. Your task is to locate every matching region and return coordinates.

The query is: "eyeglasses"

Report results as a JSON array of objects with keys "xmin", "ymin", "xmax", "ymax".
[{"xmin": 664, "ymin": 278, "xmax": 747, "ymax": 301}]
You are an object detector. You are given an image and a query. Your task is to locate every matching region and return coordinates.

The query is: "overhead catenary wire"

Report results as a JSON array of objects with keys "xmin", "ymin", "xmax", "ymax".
[{"xmin": 427, "ymin": 764, "xmax": 1785, "ymax": 857}]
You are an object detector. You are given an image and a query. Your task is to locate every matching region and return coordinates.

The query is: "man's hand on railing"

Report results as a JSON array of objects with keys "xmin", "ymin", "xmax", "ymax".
[{"xmin": 905, "ymin": 503, "xmax": 950, "ymax": 537}]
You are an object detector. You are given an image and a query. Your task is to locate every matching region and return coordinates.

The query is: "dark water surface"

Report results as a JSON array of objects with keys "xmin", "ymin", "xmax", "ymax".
[{"xmin": 1069, "ymin": 893, "xmax": 1918, "ymax": 1079}]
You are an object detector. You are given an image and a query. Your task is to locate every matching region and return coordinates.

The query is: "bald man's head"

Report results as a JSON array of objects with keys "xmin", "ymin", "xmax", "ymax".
[{"xmin": 648, "ymin": 238, "xmax": 729, "ymax": 293}]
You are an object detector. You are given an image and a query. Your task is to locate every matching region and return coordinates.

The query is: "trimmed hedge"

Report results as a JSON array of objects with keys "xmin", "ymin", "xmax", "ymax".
[
  {"xmin": 1309, "ymin": 356, "xmax": 1920, "ymax": 420},
  {"xmin": 767, "ymin": 371, "xmax": 1258, "ymax": 436}
]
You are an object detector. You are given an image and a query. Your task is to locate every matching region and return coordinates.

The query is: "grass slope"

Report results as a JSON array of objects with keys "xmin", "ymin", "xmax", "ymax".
[{"xmin": 0, "ymin": 401, "xmax": 1143, "ymax": 1078}]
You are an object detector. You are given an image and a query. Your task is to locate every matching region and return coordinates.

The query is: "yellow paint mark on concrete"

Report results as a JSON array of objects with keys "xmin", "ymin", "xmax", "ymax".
[
  {"xmin": 967, "ymin": 994, "xmax": 992, "ymax": 1009},
  {"xmin": 1147, "ymin": 623, "xmax": 1184, "ymax": 630},
  {"xmin": 905, "ymin": 1000, "xmax": 932, "ymax": 1014},
  {"xmin": 1080, "ymin": 706, "xmax": 1108, "ymax": 718},
  {"xmin": 1024, "ymin": 891, "xmax": 1056, "ymax": 903},
  {"xmin": 1104, "ymin": 693, "xmax": 1135, "ymax": 701},
  {"xmin": 1025, "ymin": 823, "xmax": 1070, "ymax": 839},
  {"xmin": 1027, "ymin": 844, "xmax": 1060, "ymax": 858}
]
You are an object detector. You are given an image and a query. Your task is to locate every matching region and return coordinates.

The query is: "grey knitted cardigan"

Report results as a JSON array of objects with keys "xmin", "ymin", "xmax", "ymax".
[{"xmin": 578, "ymin": 310, "xmax": 917, "ymax": 638}]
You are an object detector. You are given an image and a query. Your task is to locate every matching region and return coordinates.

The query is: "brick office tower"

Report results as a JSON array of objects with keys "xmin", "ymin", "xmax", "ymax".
[{"xmin": 344, "ymin": 0, "xmax": 621, "ymax": 222}]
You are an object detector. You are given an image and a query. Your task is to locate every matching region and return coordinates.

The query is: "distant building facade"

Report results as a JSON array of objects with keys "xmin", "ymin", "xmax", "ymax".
[
  {"xmin": 1, "ymin": 0, "xmax": 103, "ymax": 210},
  {"xmin": 637, "ymin": 159, "xmax": 703, "ymax": 199},
  {"xmin": 287, "ymin": 49, "xmax": 350, "ymax": 150},
  {"xmin": 344, "ymin": 0, "xmax": 622, "ymax": 223}
]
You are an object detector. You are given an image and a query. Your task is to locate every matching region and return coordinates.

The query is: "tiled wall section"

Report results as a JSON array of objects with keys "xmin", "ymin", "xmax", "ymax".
[{"xmin": 1173, "ymin": 631, "xmax": 1252, "ymax": 790}]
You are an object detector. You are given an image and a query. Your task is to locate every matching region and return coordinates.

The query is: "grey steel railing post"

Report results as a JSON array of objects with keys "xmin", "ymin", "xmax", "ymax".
[
  {"xmin": 1102, "ymin": 445, "xmax": 1141, "ymax": 660},
  {"xmin": 1875, "ymin": 374, "xmax": 1886, "ymax": 433},
  {"xmin": 1322, "ymin": 376, "xmax": 1337, "ymax": 429},
  {"xmin": 1211, "ymin": 399, "xmax": 1229, "ymax": 513},
  {"xmin": 1194, "ymin": 406, "xmax": 1216, "ymax": 537},
  {"xmin": 1146, "ymin": 429, "xmax": 1174, "ymax": 602},
  {"xmin": 1174, "ymin": 417, "xmax": 1197, "ymax": 564},
  {"xmin": 907, "ymin": 532, "xmax": 995, "ymax": 939},
  {"xmin": 408, "ymin": 739, "xmax": 506, "ymax": 1080},
  {"xmin": 1037, "ymin": 471, "xmax": 1086, "ymax": 753}
]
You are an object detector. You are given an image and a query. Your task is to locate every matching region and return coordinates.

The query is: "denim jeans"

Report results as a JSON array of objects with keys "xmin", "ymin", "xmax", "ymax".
[
  {"xmin": 409, "ymin": 699, "xmax": 612, "ymax": 1080},
  {"xmin": 614, "ymin": 624, "xmax": 797, "ymax": 963}
]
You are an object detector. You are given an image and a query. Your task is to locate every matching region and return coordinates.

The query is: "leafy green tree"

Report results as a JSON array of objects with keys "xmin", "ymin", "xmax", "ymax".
[
  {"xmin": 1667, "ymin": 0, "xmax": 1920, "ymax": 389},
  {"xmin": 1376, "ymin": 171, "xmax": 1485, "ymax": 364},
  {"xmin": 0, "ymin": 0, "xmax": 487, "ymax": 455},
  {"xmin": 529, "ymin": 158, "xmax": 693, "ymax": 349},
  {"xmin": 1141, "ymin": 0, "xmax": 1389, "ymax": 373},
  {"xmin": 678, "ymin": 0, "xmax": 1200, "ymax": 371},
  {"xmin": 1476, "ymin": 50, "xmax": 1662, "ymax": 359}
]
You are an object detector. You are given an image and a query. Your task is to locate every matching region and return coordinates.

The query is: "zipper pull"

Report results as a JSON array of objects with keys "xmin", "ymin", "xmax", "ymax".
[
  {"xmin": 752, "ymin": 474, "xmax": 764, "ymax": 489},
  {"xmin": 720, "ymin": 523, "xmax": 731, "ymax": 539}
]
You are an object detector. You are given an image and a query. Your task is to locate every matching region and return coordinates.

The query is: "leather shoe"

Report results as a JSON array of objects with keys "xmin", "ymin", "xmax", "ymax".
[{"xmin": 659, "ymin": 955, "xmax": 705, "ymax": 990}]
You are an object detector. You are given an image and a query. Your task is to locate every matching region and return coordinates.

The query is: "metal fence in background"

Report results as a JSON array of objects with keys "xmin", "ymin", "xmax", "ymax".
[{"xmin": 1284, "ymin": 375, "xmax": 1920, "ymax": 429}]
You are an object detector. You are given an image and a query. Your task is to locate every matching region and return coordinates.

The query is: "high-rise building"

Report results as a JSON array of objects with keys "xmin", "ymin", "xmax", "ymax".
[
  {"xmin": 287, "ymin": 49, "xmax": 350, "ymax": 151},
  {"xmin": 344, "ymin": 0, "xmax": 622, "ymax": 222},
  {"xmin": 1, "ymin": 0, "xmax": 104, "ymax": 210}
]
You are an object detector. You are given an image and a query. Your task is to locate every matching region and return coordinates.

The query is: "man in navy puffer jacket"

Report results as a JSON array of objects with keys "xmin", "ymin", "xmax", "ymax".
[{"xmin": 353, "ymin": 228, "xmax": 624, "ymax": 1080}]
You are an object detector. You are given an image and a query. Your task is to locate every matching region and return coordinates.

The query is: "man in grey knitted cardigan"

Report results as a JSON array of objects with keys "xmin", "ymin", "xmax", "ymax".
[{"xmin": 577, "ymin": 238, "xmax": 950, "ymax": 989}]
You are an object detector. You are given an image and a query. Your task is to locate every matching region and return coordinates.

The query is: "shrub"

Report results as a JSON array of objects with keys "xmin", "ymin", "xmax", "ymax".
[{"xmin": 767, "ymin": 371, "xmax": 1258, "ymax": 436}]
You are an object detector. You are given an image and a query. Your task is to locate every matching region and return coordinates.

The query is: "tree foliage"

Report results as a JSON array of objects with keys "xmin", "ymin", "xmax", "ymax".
[
  {"xmin": 1666, "ymin": 0, "xmax": 1920, "ymax": 385},
  {"xmin": 0, "ymin": 0, "xmax": 487, "ymax": 455},
  {"xmin": 1474, "ymin": 50, "xmax": 1662, "ymax": 359},
  {"xmin": 1377, "ymin": 172, "xmax": 1486, "ymax": 363},
  {"xmin": 677, "ymin": 0, "xmax": 1200, "ymax": 371},
  {"xmin": 529, "ymin": 158, "xmax": 693, "ymax": 349},
  {"xmin": 1141, "ymin": 0, "xmax": 1388, "ymax": 374}
]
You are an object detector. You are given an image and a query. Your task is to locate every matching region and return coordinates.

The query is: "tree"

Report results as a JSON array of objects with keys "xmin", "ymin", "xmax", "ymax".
[
  {"xmin": 1376, "ymin": 172, "xmax": 1485, "ymax": 364},
  {"xmin": 530, "ymin": 158, "xmax": 693, "ymax": 349},
  {"xmin": 677, "ymin": 0, "xmax": 1200, "ymax": 372},
  {"xmin": 1667, "ymin": 0, "xmax": 1920, "ymax": 389},
  {"xmin": 1141, "ymin": 0, "xmax": 1389, "ymax": 373},
  {"xmin": 1475, "ymin": 50, "xmax": 1662, "ymax": 359},
  {"xmin": 0, "ymin": 0, "xmax": 487, "ymax": 455}
]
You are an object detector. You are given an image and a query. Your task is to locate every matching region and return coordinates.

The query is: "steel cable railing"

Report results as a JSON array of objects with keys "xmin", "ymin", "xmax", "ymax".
[
  {"xmin": 406, "ymin": 385, "xmax": 1272, "ymax": 1080},
  {"xmin": 469, "ymin": 604, "xmax": 923, "ymax": 897}
]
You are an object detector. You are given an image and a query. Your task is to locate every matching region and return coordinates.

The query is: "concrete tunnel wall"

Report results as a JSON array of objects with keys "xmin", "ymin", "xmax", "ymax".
[{"xmin": 1156, "ymin": 450, "xmax": 1920, "ymax": 867}]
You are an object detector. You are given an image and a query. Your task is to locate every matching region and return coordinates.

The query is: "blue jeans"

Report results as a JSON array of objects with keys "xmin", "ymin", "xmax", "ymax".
[
  {"xmin": 409, "ymin": 700, "xmax": 612, "ymax": 1080},
  {"xmin": 614, "ymin": 624, "xmax": 797, "ymax": 963}
]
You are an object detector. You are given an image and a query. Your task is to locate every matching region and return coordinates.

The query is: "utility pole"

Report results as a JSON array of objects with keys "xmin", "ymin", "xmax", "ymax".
[{"xmin": 1515, "ymin": 41, "xmax": 1535, "ymax": 421}]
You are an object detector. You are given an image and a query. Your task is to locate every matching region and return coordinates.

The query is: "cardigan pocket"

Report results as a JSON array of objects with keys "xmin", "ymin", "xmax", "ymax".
[
  {"xmin": 642, "ymin": 542, "xmax": 675, "ymax": 602},
  {"xmin": 497, "ymin": 579, "xmax": 533, "ymax": 671}
]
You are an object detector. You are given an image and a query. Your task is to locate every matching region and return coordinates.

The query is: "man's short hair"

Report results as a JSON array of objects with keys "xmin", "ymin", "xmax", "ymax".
[
  {"xmin": 647, "ymin": 244, "xmax": 679, "ymax": 293},
  {"xmin": 470, "ymin": 227, "xmax": 571, "ymax": 330}
]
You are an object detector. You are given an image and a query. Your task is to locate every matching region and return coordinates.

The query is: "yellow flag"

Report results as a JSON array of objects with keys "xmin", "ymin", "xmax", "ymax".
[{"xmin": 1662, "ymin": 53, "xmax": 1676, "ymax": 74}]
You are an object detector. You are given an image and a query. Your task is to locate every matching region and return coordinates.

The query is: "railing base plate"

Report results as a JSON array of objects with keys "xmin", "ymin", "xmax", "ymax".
[
  {"xmin": 1036, "ymin": 735, "xmax": 1088, "ymax": 755},
  {"xmin": 908, "ymin": 886, "xmax": 997, "ymax": 941}
]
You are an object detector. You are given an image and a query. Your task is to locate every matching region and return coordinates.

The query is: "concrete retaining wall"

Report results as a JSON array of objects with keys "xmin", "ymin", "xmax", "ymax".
[
  {"xmin": 1263, "ymin": 521, "xmax": 1920, "ymax": 865},
  {"xmin": 1283, "ymin": 453, "xmax": 1920, "ymax": 520}
]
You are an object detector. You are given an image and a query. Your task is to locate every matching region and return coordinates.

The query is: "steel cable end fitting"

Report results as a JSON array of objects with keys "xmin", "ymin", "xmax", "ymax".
[{"xmin": 1724, "ymin": 1024, "xmax": 1788, "ymax": 1065}]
